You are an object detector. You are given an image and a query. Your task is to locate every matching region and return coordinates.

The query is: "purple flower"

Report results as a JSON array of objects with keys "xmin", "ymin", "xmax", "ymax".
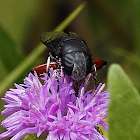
[{"xmin": 0, "ymin": 68, "xmax": 109, "ymax": 140}]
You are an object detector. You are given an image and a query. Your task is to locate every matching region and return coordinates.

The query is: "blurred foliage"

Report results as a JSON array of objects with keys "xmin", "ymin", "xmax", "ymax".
[{"xmin": 0, "ymin": 0, "xmax": 140, "ymax": 139}]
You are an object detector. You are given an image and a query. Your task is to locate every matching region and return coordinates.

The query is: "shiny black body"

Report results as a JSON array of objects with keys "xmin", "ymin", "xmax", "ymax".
[{"xmin": 40, "ymin": 32, "xmax": 92, "ymax": 81}]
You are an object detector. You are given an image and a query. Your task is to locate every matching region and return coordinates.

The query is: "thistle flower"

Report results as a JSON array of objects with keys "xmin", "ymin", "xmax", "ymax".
[{"xmin": 0, "ymin": 68, "xmax": 109, "ymax": 140}]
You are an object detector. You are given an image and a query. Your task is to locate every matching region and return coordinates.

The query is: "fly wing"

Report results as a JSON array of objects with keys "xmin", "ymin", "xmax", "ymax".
[{"xmin": 40, "ymin": 31, "xmax": 68, "ymax": 53}]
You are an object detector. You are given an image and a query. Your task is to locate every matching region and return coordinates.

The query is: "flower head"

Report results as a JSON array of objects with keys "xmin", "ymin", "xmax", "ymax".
[{"xmin": 0, "ymin": 68, "xmax": 109, "ymax": 140}]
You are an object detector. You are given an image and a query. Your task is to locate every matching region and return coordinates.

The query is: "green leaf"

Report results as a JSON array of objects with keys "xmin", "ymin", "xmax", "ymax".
[{"xmin": 108, "ymin": 64, "xmax": 140, "ymax": 140}]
